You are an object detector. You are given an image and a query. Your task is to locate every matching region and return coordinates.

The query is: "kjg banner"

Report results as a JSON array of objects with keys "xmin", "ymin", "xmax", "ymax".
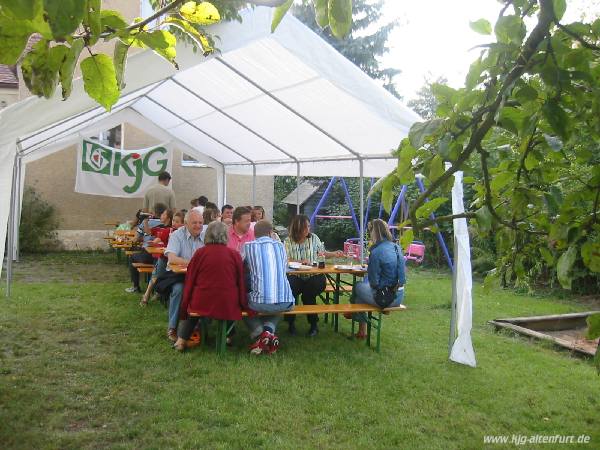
[{"xmin": 75, "ymin": 139, "xmax": 173, "ymax": 198}]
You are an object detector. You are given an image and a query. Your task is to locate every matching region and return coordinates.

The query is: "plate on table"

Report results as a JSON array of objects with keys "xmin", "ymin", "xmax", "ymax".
[
  {"xmin": 288, "ymin": 262, "xmax": 301, "ymax": 269},
  {"xmin": 334, "ymin": 264, "xmax": 366, "ymax": 271}
]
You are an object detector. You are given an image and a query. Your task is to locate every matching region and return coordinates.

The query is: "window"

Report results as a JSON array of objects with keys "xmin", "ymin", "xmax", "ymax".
[
  {"xmin": 182, "ymin": 153, "xmax": 208, "ymax": 168},
  {"xmin": 89, "ymin": 125, "xmax": 122, "ymax": 148}
]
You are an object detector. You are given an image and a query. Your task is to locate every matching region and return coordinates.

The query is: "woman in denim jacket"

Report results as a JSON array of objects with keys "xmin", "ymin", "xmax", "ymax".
[{"xmin": 349, "ymin": 219, "xmax": 406, "ymax": 338}]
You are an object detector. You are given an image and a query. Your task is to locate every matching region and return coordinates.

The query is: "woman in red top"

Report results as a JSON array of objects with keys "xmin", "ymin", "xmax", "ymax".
[{"xmin": 174, "ymin": 221, "xmax": 249, "ymax": 351}]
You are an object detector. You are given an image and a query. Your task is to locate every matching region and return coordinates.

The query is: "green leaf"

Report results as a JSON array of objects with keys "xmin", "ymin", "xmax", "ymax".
[
  {"xmin": 396, "ymin": 140, "xmax": 416, "ymax": 184},
  {"xmin": 428, "ymin": 155, "xmax": 444, "ymax": 183},
  {"xmin": 100, "ymin": 9, "xmax": 128, "ymax": 31},
  {"xmin": 137, "ymin": 30, "xmax": 177, "ymax": 68},
  {"xmin": 84, "ymin": 0, "xmax": 102, "ymax": 45},
  {"xmin": 524, "ymin": 151, "xmax": 539, "ymax": 170},
  {"xmin": 1, "ymin": 0, "xmax": 42, "ymax": 20},
  {"xmin": 21, "ymin": 40, "xmax": 67, "ymax": 98},
  {"xmin": 587, "ymin": 314, "xmax": 600, "ymax": 340},
  {"xmin": 581, "ymin": 242, "xmax": 600, "ymax": 273},
  {"xmin": 113, "ymin": 39, "xmax": 129, "ymax": 90},
  {"xmin": 515, "ymin": 84, "xmax": 538, "ymax": 103},
  {"xmin": 165, "ymin": 17, "xmax": 213, "ymax": 54},
  {"xmin": 552, "ymin": 0, "xmax": 567, "ymax": 21},
  {"xmin": 43, "ymin": 0, "xmax": 87, "ymax": 39},
  {"xmin": 469, "ymin": 18, "xmax": 492, "ymax": 35},
  {"xmin": 494, "ymin": 15, "xmax": 525, "ymax": 45},
  {"xmin": 490, "ymin": 171, "xmax": 513, "ymax": 192},
  {"xmin": 475, "ymin": 206, "xmax": 492, "ymax": 233},
  {"xmin": 556, "ymin": 245, "xmax": 577, "ymax": 289},
  {"xmin": 400, "ymin": 228, "xmax": 414, "ymax": 251},
  {"xmin": 539, "ymin": 247, "xmax": 554, "ymax": 266},
  {"xmin": 180, "ymin": 1, "xmax": 221, "ymax": 25},
  {"xmin": 59, "ymin": 38, "xmax": 84, "ymax": 99},
  {"xmin": 313, "ymin": 0, "xmax": 329, "ymax": 28},
  {"xmin": 271, "ymin": 0, "xmax": 293, "ymax": 33},
  {"xmin": 483, "ymin": 268, "xmax": 498, "ymax": 294},
  {"xmin": 542, "ymin": 99, "xmax": 571, "ymax": 141},
  {"xmin": 80, "ymin": 54, "xmax": 120, "ymax": 111},
  {"xmin": 328, "ymin": 0, "xmax": 352, "ymax": 39},
  {"xmin": 409, "ymin": 118, "xmax": 444, "ymax": 149},
  {"xmin": 381, "ymin": 173, "xmax": 399, "ymax": 213},
  {"xmin": 0, "ymin": 20, "xmax": 31, "ymax": 64},
  {"xmin": 416, "ymin": 198, "xmax": 448, "ymax": 219}
]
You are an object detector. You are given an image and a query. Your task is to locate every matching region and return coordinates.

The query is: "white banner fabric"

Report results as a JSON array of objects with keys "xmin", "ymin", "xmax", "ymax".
[{"xmin": 75, "ymin": 139, "xmax": 172, "ymax": 198}]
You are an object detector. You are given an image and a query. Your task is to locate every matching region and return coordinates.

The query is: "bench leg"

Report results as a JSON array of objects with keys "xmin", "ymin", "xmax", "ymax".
[
  {"xmin": 333, "ymin": 273, "xmax": 341, "ymax": 333},
  {"xmin": 366, "ymin": 312, "xmax": 372, "ymax": 347},
  {"xmin": 366, "ymin": 312, "xmax": 383, "ymax": 353}
]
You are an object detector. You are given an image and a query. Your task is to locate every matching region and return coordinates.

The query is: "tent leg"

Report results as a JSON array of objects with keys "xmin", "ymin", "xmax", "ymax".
[
  {"xmin": 296, "ymin": 163, "xmax": 300, "ymax": 215},
  {"xmin": 359, "ymin": 160, "xmax": 364, "ymax": 263},
  {"xmin": 6, "ymin": 154, "xmax": 18, "ymax": 297},
  {"xmin": 15, "ymin": 154, "xmax": 22, "ymax": 262},
  {"xmin": 222, "ymin": 168, "xmax": 227, "ymax": 205},
  {"xmin": 251, "ymin": 164, "xmax": 256, "ymax": 206}
]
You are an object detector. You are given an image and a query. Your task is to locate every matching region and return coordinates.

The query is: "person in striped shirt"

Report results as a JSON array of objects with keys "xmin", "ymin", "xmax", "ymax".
[
  {"xmin": 284, "ymin": 215, "xmax": 343, "ymax": 337},
  {"xmin": 242, "ymin": 220, "xmax": 294, "ymax": 355}
]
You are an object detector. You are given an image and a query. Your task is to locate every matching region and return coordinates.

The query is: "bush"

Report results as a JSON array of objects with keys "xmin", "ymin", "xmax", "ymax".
[{"xmin": 19, "ymin": 186, "xmax": 59, "ymax": 253}]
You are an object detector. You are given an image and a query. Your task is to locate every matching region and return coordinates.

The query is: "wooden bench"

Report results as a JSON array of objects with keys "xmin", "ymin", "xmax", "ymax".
[
  {"xmin": 133, "ymin": 262, "xmax": 154, "ymax": 274},
  {"xmin": 191, "ymin": 303, "xmax": 407, "ymax": 355}
]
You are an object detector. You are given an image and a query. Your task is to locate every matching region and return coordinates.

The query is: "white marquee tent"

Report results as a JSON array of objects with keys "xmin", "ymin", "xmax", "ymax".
[{"xmin": 0, "ymin": 7, "xmax": 421, "ymax": 291}]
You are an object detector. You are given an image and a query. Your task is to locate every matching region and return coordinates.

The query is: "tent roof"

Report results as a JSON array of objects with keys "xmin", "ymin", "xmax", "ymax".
[{"xmin": 0, "ymin": 6, "xmax": 419, "ymax": 177}]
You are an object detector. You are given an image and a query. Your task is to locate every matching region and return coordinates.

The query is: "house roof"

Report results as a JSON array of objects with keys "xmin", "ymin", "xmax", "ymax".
[
  {"xmin": 0, "ymin": 65, "xmax": 18, "ymax": 88},
  {"xmin": 282, "ymin": 180, "xmax": 324, "ymax": 206}
]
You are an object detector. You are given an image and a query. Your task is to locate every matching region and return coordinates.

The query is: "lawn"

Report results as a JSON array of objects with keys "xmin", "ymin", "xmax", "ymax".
[{"xmin": 1, "ymin": 252, "xmax": 599, "ymax": 449}]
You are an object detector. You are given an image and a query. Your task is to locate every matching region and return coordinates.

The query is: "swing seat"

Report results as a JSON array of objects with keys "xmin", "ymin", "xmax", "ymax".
[{"xmin": 404, "ymin": 242, "xmax": 425, "ymax": 264}]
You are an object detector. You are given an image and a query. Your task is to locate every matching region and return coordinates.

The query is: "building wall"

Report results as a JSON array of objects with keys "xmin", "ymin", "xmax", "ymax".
[
  {"xmin": 24, "ymin": 122, "xmax": 274, "ymax": 249},
  {"xmin": 0, "ymin": 87, "xmax": 18, "ymax": 108}
]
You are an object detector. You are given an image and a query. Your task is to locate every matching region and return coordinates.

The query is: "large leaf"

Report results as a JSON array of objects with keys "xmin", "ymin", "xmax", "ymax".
[
  {"xmin": 428, "ymin": 154, "xmax": 444, "ymax": 183},
  {"xmin": 137, "ymin": 30, "xmax": 177, "ymax": 67},
  {"xmin": 381, "ymin": 173, "xmax": 399, "ymax": 213},
  {"xmin": 475, "ymin": 206, "xmax": 492, "ymax": 233},
  {"xmin": 113, "ymin": 39, "xmax": 129, "ymax": 90},
  {"xmin": 80, "ymin": 54, "xmax": 120, "ymax": 111},
  {"xmin": 180, "ymin": 1, "xmax": 221, "ymax": 25},
  {"xmin": 416, "ymin": 198, "xmax": 448, "ymax": 219},
  {"xmin": 1, "ymin": 0, "xmax": 42, "ymax": 20},
  {"xmin": 0, "ymin": 20, "xmax": 31, "ymax": 64},
  {"xmin": 400, "ymin": 228, "xmax": 414, "ymax": 251},
  {"xmin": 556, "ymin": 245, "xmax": 577, "ymax": 289},
  {"xmin": 59, "ymin": 38, "xmax": 84, "ymax": 99},
  {"xmin": 542, "ymin": 99, "xmax": 571, "ymax": 141},
  {"xmin": 328, "ymin": 0, "xmax": 352, "ymax": 39},
  {"xmin": 313, "ymin": 0, "xmax": 329, "ymax": 28},
  {"xmin": 396, "ymin": 141, "xmax": 416, "ymax": 184},
  {"xmin": 101, "ymin": 9, "xmax": 128, "ymax": 31},
  {"xmin": 409, "ymin": 118, "xmax": 444, "ymax": 149},
  {"xmin": 84, "ymin": 0, "xmax": 102, "ymax": 44},
  {"xmin": 469, "ymin": 18, "xmax": 492, "ymax": 35},
  {"xmin": 581, "ymin": 242, "xmax": 600, "ymax": 273},
  {"xmin": 271, "ymin": 0, "xmax": 293, "ymax": 32},
  {"xmin": 494, "ymin": 15, "xmax": 525, "ymax": 45},
  {"xmin": 21, "ymin": 40, "xmax": 67, "ymax": 98},
  {"xmin": 552, "ymin": 0, "xmax": 567, "ymax": 21},
  {"xmin": 43, "ymin": 0, "xmax": 87, "ymax": 39},
  {"xmin": 490, "ymin": 171, "xmax": 513, "ymax": 192},
  {"xmin": 165, "ymin": 17, "xmax": 213, "ymax": 54}
]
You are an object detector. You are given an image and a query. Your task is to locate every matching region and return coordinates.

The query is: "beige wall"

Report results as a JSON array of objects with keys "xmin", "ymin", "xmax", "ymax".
[
  {"xmin": 25, "ymin": 122, "xmax": 274, "ymax": 232},
  {"xmin": 0, "ymin": 87, "xmax": 18, "ymax": 108}
]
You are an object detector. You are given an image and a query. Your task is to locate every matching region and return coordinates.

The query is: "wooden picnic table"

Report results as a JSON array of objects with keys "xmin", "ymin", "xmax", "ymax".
[{"xmin": 145, "ymin": 246, "xmax": 165, "ymax": 255}]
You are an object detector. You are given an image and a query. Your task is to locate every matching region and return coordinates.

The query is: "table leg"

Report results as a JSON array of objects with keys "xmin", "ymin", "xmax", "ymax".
[{"xmin": 333, "ymin": 273, "xmax": 341, "ymax": 332}]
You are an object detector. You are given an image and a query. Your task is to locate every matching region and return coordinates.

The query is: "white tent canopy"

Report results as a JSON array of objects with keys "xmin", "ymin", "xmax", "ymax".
[{"xmin": 0, "ymin": 7, "xmax": 420, "ymax": 286}]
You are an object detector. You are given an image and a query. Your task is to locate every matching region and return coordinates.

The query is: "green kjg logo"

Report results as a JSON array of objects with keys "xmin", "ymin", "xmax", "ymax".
[{"xmin": 82, "ymin": 140, "xmax": 168, "ymax": 193}]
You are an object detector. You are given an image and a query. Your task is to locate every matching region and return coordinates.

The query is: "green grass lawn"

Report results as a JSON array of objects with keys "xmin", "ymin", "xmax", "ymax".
[{"xmin": 1, "ymin": 253, "xmax": 599, "ymax": 449}]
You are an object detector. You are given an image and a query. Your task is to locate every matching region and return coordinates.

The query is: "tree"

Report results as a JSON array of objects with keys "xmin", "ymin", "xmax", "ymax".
[
  {"xmin": 0, "ymin": 0, "xmax": 353, "ymax": 110},
  {"xmin": 292, "ymin": 0, "xmax": 401, "ymax": 97},
  {"xmin": 407, "ymin": 76, "xmax": 448, "ymax": 120},
  {"xmin": 373, "ymin": 0, "xmax": 600, "ymax": 296}
]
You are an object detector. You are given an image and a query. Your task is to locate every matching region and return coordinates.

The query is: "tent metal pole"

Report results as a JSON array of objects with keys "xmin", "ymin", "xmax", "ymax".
[
  {"xmin": 296, "ymin": 162, "xmax": 300, "ymax": 215},
  {"xmin": 359, "ymin": 159, "xmax": 365, "ymax": 263},
  {"xmin": 6, "ymin": 152, "xmax": 18, "ymax": 297},
  {"xmin": 15, "ymin": 147, "xmax": 23, "ymax": 262},
  {"xmin": 215, "ymin": 57, "xmax": 362, "ymax": 159},
  {"xmin": 221, "ymin": 164, "xmax": 227, "ymax": 207},
  {"xmin": 251, "ymin": 164, "xmax": 257, "ymax": 206}
]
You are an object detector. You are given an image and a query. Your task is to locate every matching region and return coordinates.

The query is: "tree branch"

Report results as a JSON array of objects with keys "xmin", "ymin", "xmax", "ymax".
[{"xmin": 556, "ymin": 23, "xmax": 600, "ymax": 51}]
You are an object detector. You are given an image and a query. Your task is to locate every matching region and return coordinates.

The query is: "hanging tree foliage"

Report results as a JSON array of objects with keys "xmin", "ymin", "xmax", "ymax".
[
  {"xmin": 372, "ymin": 0, "xmax": 600, "ymax": 294},
  {"xmin": 0, "ymin": 0, "xmax": 353, "ymax": 111}
]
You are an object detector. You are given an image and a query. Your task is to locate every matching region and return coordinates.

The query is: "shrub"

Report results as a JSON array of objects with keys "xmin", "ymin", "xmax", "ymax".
[{"xmin": 19, "ymin": 186, "xmax": 59, "ymax": 253}]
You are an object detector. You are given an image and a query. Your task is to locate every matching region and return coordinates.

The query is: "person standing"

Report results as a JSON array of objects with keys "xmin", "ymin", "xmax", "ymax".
[{"xmin": 144, "ymin": 171, "xmax": 175, "ymax": 211}]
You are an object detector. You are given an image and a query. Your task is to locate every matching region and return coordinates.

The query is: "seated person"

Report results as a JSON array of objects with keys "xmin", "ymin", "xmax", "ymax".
[
  {"xmin": 348, "ymin": 219, "xmax": 406, "ymax": 338},
  {"xmin": 163, "ymin": 209, "xmax": 205, "ymax": 341},
  {"xmin": 140, "ymin": 210, "xmax": 184, "ymax": 306},
  {"xmin": 284, "ymin": 214, "xmax": 343, "ymax": 337},
  {"xmin": 227, "ymin": 206, "xmax": 255, "ymax": 253},
  {"xmin": 125, "ymin": 203, "xmax": 168, "ymax": 294},
  {"xmin": 220, "ymin": 204, "xmax": 234, "ymax": 226},
  {"xmin": 174, "ymin": 221, "xmax": 248, "ymax": 351},
  {"xmin": 242, "ymin": 220, "xmax": 294, "ymax": 355},
  {"xmin": 203, "ymin": 203, "xmax": 220, "ymax": 224}
]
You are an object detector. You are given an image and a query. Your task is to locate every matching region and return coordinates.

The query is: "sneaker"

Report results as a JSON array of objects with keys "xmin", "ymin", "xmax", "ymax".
[
  {"xmin": 307, "ymin": 326, "xmax": 318, "ymax": 337},
  {"xmin": 125, "ymin": 286, "xmax": 140, "ymax": 293},
  {"xmin": 249, "ymin": 331, "xmax": 272, "ymax": 355},
  {"xmin": 167, "ymin": 328, "xmax": 177, "ymax": 342},
  {"xmin": 268, "ymin": 334, "xmax": 280, "ymax": 354}
]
